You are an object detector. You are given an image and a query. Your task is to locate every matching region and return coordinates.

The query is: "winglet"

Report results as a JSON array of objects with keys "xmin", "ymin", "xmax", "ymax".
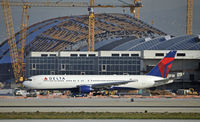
[{"xmin": 147, "ymin": 51, "xmax": 177, "ymax": 78}]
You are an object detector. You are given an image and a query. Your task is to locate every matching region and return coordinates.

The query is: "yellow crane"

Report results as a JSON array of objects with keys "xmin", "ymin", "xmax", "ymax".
[
  {"xmin": 1, "ymin": 0, "xmax": 30, "ymax": 83},
  {"xmin": 18, "ymin": 3, "xmax": 30, "ymax": 82},
  {"xmin": 2, "ymin": 1, "xmax": 87, "ymax": 7},
  {"xmin": 1, "ymin": 0, "xmax": 142, "ymax": 82},
  {"xmin": 88, "ymin": 0, "xmax": 143, "ymax": 51},
  {"xmin": 186, "ymin": 0, "xmax": 193, "ymax": 35},
  {"xmin": 1, "ymin": 0, "xmax": 87, "ymax": 83},
  {"xmin": 121, "ymin": 0, "xmax": 143, "ymax": 19},
  {"xmin": 133, "ymin": 0, "xmax": 142, "ymax": 19},
  {"xmin": 1, "ymin": 0, "xmax": 20, "ymax": 83},
  {"xmin": 88, "ymin": 0, "xmax": 95, "ymax": 51}
]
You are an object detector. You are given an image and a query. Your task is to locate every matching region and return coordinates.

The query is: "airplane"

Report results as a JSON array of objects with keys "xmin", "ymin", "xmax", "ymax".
[{"xmin": 22, "ymin": 51, "xmax": 177, "ymax": 94}]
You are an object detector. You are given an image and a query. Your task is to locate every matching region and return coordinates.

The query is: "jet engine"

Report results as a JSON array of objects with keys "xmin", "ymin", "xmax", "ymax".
[{"xmin": 79, "ymin": 85, "xmax": 93, "ymax": 93}]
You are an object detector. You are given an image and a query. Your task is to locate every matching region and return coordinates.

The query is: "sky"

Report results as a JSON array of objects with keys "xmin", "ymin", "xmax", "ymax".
[{"xmin": 0, "ymin": 0, "xmax": 200, "ymax": 44}]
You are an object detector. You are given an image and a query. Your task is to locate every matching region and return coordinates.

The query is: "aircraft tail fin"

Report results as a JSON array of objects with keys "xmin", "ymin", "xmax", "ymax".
[{"xmin": 146, "ymin": 51, "xmax": 177, "ymax": 78}]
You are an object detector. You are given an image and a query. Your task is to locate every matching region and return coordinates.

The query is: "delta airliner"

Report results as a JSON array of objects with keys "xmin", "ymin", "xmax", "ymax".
[{"xmin": 23, "ymin": 51, "xmax": 177, "ymax": 93}]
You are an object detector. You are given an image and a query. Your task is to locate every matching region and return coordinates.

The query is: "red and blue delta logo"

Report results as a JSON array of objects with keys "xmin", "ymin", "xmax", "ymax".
[
  {"xmin": 158, "ymin": 57, "xmax": 174, "ymax": 78},
  {"xmin": 44, "ymin": 77, "xmax": 48, "ymax": 81},
  {"xmin": 147, "ymin": 51, "xmax": 176, "ymax": 78}
]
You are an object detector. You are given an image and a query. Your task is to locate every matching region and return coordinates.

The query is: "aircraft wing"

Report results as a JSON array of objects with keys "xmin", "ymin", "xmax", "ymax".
[{"xmin": 90, "ymin": 80, "xmax": 137, "ymax": 89}]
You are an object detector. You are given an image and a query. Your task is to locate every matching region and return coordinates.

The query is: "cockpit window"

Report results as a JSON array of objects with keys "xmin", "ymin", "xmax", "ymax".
[{"xmin": 27, "ymin": 79, "xmax": 32, "ymax": 81}]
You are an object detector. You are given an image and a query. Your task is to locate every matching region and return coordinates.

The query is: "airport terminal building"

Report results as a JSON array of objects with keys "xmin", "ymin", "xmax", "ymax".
[
  {"xmin": 26, "ymin": 50, "xmax": 200, "ymax": 90},
  {"xmin": 26, "ymin": 51, "xmax": 141, "ymax": 76}
]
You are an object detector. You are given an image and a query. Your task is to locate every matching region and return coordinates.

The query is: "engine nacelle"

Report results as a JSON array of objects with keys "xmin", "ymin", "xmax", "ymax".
[{"xmin": 79, "ymin": 85, "xmax": 92, "ymax": 93}]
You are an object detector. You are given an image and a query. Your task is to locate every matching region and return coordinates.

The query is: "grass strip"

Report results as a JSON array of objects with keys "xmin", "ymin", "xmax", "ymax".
[{"xmin": 0, "ymin": 112, "xmax": 200, "ymax": 119}]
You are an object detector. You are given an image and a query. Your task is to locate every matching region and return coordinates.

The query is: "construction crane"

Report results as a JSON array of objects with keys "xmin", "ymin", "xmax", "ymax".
[
  {"xmin": 1, "ymin": 0, "xmax": 20, "ymax": 83},
  {"xmin": 18, "ymin": 1, "xmax": 30, "ymax": 82},
  {"xmin": 1, "ymin": 0, "xmax": 142, "ymax": 83},
  {"xmin": 0, "ymin": 1, "xmax": 88, "ymax": 7},
  {"xmin": 186, "ymin": 0, "xmax": 193, "ymax": 35},
  {"xmin": 88, "ymin": 0, "xmax": 95, "ymax": 51},
  {"xmin": 87, "ymin": 0, "xmax": 143, "ymax": 51},
  {"xmin": 119, "ymin": 0, "xmax": 143, "ymax": 19},
  {"xmin": 0, "ymin": 0, "xmax": 88, "ymax": 84},
  {"xmin": 133, "ymin": 0, "xmax": 142, "ymax": 19}
]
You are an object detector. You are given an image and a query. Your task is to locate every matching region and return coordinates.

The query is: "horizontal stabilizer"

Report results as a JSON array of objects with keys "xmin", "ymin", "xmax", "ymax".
[{"xmin": 154, "ymin": 78, "xmax": 174, "ymax": 86}]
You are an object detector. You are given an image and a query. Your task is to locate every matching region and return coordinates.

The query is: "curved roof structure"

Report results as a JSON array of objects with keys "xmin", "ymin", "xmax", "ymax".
[
  {"xmin": 91, "ymin": 35, "xmax": 200, "ymax": 51},
  {"xmin": 0, "ymin": 13, "xmax": 166, "ymax": 63},
  {"xmin": 2, "ymin": 14, "xmax": 200, "ymax": 64}
]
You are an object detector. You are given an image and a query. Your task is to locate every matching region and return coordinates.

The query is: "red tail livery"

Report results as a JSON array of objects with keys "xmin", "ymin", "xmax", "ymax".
[{"xmin": 147, "ymin": 51, "xmax": 177, "ymax": 78}]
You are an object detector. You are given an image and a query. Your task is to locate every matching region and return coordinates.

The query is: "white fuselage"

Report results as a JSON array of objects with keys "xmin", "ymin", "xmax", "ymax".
[{"xmin": 23, "ymin": 75, "xmax": 173, "ymax": 90}]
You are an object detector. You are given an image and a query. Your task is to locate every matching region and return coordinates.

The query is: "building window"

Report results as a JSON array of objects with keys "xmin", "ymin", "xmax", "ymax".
[
  {"xmin": 177, "ymin": 53, "xmax": 186, "ymax": 56},
  {"xmin": 155, "ymin": 53, "xmax": 164, "ymax": 56},
  {"xmin": 51, "ymin": 71, "xmax": 55, "ymax": 75},
  {"xmin": 190, "ymin": 74, "xmax": 194, "ymax": 81},
  {"xmin": 41, "ymin": 54, "xmax": 48, "ymax": 57},
  {"xmin": 80, "ymin": 54, "xmax": 87, "ymax": 57},
  {"xmin": 70, "ymin": 54, "xmax": 78, "ymax": 57},
  {"xmin": 102, "ymin": 64, "xmax": 107, "ymax": 72},
  {"xmin": 89, "ymin": 54, "xmax": 96, "ymax": 57},
  {"xmin": 112, "ymin": 54, "xmax": 119, "ymax": 57},
  {"xmin": 199, "ymin": 62, "xmax": 200, "ymax": 70},
  {"xmin": 121, "ymin": 54, "xmax": 129, "ymax": 57},
  {"xmin": 32, "ymin": 64, "xmax": 36, "ymax": 70},
  {"xmin": 131, "ymin": 54, "xmax": 139, "ymax": 57},
  {"xmin": 146, "ymin": 65, "xmax": 154, "ymax": 72},
  {"xmin": 61, "ymin": 64, "xmax": 66, "ymax": 71},
  {"xmin": 50, "ymin": 54, "xmax": 56, "ymax": 57},
  {"xmin": 123, "ymin": 73, "xmax": 129, "ymax": 75},
  {"xmin": 81, "ymin": 72, "xmax": 85, "ymax": 75}
]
